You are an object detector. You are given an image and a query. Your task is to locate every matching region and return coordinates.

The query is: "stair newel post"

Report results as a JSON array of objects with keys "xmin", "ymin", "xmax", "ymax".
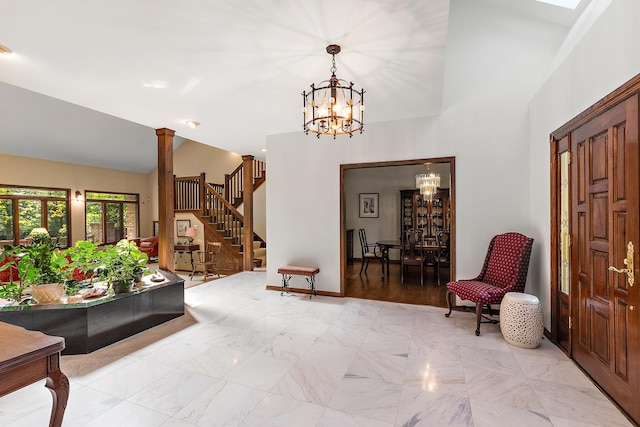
[
  {"xmin": 242, "ymin": 155, "xmax": 254, "ymax": 271},
  {"xmin": 199, "ymin": 172, "xmax": 206, "ymax": 216},
  {"xmin": 224, "ymin": 173, "xmax": 231, "ymax": 203},
  {"xmin": 156, "ymin": 127, "xmax": 176, "ymax": 271}
]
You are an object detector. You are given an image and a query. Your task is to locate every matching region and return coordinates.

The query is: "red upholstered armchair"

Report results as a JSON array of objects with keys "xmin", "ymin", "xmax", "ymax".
[
  {"xmin": 135, "ymin": 236, "xmax": 159, "ymax": 260},
  {"xmin": 445, "ymin": 232, "xmax": 534, "ymax": 336}
]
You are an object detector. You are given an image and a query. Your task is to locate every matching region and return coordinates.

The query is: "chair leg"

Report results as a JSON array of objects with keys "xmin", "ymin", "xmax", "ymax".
[
  {"xmin": 475, "ymin": 302, "xmax": 483, "ymax": 336},
  {"xmin": 364, "ymin": 258, "xmax": 370, "ymax": 275},
  {"xmin": 445, "ymin": 290, "xmax": 453, "ymax": 317},
  {"xmin": 379, "ymin": 257, "xmax": 385, "ymax": 278},
  {"xmin": 359, "ymin": 258, "xmax": 366, "ymax": 275}
]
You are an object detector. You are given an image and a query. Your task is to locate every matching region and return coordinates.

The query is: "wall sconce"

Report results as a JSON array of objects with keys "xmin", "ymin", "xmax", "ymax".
[{"xmin": 75, "ymin": 191, "xmax": 84, "ymax": 202}]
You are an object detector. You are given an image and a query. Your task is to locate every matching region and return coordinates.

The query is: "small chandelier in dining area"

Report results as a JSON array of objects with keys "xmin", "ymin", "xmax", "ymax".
[
  {"xmin": 416, "ymin": 168, "xmax": 440, "ymax": 201},
  {"xmin": 302, "ymin": 44, "xmax": 365, "ymax": 138}
]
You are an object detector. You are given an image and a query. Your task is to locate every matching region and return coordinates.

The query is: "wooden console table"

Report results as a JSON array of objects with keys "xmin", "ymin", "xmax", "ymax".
[
  {"xmin": 0, "ymin": 322, "xmax": 69, "ymax": 427},
  {"xmin": 174, "ymin": 243, "xmax": 200, "ymax": 270}
]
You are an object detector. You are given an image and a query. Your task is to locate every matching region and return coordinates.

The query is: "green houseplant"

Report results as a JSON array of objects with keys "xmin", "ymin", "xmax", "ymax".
[
  {"xmin": 0, "ymin": 229, "xmax": 72, "ymax": 304},
  {"xmin": 1, "ymin": 235, "xmax": 153, "ymax": 303},
  {"xmin": 96, "ymin": 239, "xmax": 151, "ymax": 293},
  {"xmin": 62, "ymin": 239, "xmax": 102, "ymax": 296}
]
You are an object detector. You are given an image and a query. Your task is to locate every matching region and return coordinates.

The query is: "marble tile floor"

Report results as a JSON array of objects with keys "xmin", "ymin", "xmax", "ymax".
[{"xmin": 0, "ymin": 271, "xmax": 633, "ymax": 426}]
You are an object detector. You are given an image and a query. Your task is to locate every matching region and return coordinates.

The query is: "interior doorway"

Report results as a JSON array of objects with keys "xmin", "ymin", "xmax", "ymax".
[{"xmin": 340, "ymin": 157, "xmax": 456, "ymax": 306}]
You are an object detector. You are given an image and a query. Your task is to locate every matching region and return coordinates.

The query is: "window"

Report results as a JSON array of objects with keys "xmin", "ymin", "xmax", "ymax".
[
  {"xmin": 85, "ymin": 191, "xmax": 139, "ymax": 244},
  {"xmin": 0, "ymin": 185, "xmax": 70, "ymax": 247}
]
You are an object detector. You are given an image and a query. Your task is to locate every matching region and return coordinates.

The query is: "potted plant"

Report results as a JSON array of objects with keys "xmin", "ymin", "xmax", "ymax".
[
  {"xmin": 1, "ymin": 230, "xmax": 71, "ymax": 304},
  {"xmin": 96, "ymin": 239, "xmax": 151, "ymax": 293}
]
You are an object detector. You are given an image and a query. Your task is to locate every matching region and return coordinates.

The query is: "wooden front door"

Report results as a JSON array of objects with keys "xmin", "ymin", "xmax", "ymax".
[{"xmin": 570, "ymin": 94, "xmax": 640, "ymax": 420}]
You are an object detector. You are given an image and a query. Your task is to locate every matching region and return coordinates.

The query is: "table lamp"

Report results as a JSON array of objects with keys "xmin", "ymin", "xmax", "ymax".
[{"xmin": 185, "ymin": 227, "xmax": 197, "ymax": 244}]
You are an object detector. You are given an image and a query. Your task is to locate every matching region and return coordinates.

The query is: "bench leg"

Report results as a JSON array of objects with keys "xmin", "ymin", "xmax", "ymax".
[
  {"xmin": 305, "ymin": 275, "xmax": 316, "ymax": 299},
  {"xmin": 281, "ymin": 274, "xmax": 291, "ymax": 296}
]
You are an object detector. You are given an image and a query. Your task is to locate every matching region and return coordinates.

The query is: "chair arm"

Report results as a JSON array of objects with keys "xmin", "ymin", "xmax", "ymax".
[{"xmin": 372, "ymin": 244, "xmax": 386, "ymax": 259}]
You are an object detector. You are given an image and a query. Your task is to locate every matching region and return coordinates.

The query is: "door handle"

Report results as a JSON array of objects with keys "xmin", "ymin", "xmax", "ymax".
[{"xmin": 609, "ymin": 241, "xmax": 635, "ymax": 287}]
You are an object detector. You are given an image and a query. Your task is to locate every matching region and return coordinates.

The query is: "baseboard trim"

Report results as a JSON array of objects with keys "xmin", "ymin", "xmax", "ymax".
[{"xmin": 265, "ymin": 285, "xmax": 341, "ymax": 297}]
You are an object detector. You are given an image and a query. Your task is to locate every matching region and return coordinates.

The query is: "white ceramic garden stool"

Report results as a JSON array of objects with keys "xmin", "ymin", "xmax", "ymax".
[{"xmin": 500, "ymin": 292, "xmax": 544, "ymax": 348}]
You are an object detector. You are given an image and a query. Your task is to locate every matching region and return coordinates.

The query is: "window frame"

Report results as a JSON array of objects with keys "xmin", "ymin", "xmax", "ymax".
[
  {"xmin": 84, "ymin": 190, "xmax": 140, "ymax": 245},
  {"xmin": 0, "ymin": 184, "xmax": 71, "ymax": 247}
]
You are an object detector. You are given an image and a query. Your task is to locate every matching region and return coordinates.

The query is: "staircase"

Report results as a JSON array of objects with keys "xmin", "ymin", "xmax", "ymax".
[{"xmin": 174, "ymin": 158, "xmax": 266, "ymax": 273}]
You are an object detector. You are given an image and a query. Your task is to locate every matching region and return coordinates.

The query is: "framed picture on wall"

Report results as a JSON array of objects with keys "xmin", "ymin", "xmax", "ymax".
[
  {"xmin": 359, "ymin": 193, "xmax": 379, "ymax": 218},
  {"xmin": 153, "ymin": 220, "xmax": 159, "ymax": 237},
  {"xmin": 176, "ymin": 219, "xmax": 190, "ymax": 237}
]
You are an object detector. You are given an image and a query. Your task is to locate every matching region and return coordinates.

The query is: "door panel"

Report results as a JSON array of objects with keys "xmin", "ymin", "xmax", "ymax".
[
  {"xmin": 614, "ymin": 298, "xmax": 629, "ymax": 380},
  {"xmin": 589, "ymin": 304, "xmax": 609, "ymax": 362},
  {"xmin": 570, "ymin": 95, "xmax": 640, "ymax": 421}
]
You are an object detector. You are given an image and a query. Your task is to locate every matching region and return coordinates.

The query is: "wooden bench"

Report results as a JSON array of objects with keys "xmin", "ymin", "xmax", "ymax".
[{"xmin": 277, "ymin": 265, "xmax": 320, "ymax": 298}]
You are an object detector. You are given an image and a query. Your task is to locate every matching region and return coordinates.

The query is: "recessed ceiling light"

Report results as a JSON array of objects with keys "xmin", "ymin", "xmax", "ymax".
[
  {"xmin": 0, "ymin": 44, "xmax": 13, "ymax": 55},
  {"xmin": 536, "ymin": 0, "xmax": 581, "ymax": 9},
  {"xmin": 261, "ymin": 149, "xmax": 267, "ymax": 152},
  {"xmin": 143, "ymin": 80, "xmax": 168, "ymax": 89},
  {"xmin": 185, "ymin": 120, "xmax": 201, "ymax": 128}
]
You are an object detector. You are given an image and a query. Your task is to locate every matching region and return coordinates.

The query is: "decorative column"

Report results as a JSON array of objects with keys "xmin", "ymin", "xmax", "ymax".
[
  {"xmin": 156, "ymin": 128, "xmax": 175, "ymax": 271},
  {"xmin": 242, "ymin": 155, "xmax": 254, "ymax": 271}
]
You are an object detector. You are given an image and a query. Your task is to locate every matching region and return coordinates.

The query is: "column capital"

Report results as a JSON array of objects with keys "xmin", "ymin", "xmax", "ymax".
[{"xmin": 155, "ymin": 128, "xmax": 176, "ymax": 137}]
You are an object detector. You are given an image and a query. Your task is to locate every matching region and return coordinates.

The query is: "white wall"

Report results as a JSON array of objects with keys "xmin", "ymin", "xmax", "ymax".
[
  {"xmin": 529, "ymin": 0, "xmax": 640, "ymax": 327},
  {"xmin": 266, "ymin": 0, "xmax": 567, "ymax": 313}
]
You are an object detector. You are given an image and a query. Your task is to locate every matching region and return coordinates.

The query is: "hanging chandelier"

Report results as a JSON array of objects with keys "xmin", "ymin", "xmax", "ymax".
[
  {"xmin": 416, "ymin": 168, "xmax": 441, "ymax": 201},
  {"xmin": 302, "ymin": 44, "xmax": 365, "ymax": 138}
]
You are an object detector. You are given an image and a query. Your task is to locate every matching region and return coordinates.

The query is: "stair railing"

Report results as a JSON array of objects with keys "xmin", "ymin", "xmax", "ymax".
[
  {"xmin": 252, "ymin": 159, "xmax": 266, "ymax": 184},
  {"xmin": 224, "ymin": 164, "xmax": 243, "ymax": 207},
  {"xmin": 203, "ymin": 182, "xmax": 244, "ymax": 245},
  {"xmin": 225, "ymin": 159, "xmax": 266, "ymax": 207},
  {"xmin": 174, "ymin": 174, "xmax": 227, "ymax": 212},
  {"xmin": 174, "ymin": 174, "xmax": 202, "ymax": 211}
]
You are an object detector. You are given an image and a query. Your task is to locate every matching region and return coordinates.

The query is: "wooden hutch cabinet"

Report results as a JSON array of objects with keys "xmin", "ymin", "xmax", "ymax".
[{"xmin": 400, "ymin": 189, "xmax": 449, "ymax": 239}]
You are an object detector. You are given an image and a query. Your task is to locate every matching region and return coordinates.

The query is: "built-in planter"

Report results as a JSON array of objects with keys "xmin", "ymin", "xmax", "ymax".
[{"xmin": 0, "ymin": 271, "xmax": 184, "ymax": 354}]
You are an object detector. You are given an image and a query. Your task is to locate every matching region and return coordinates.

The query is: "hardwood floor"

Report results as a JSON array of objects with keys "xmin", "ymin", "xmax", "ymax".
[{"xmin": 345, "ymin": 259, "xmax": 449, "ymax": 307}]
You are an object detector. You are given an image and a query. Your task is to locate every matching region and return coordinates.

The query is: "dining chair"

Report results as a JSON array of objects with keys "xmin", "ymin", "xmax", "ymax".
[
  {"xmin": 190, "ymin": 241, "xmax": 222, "ymax": 280},
  {"xmin": 435, "ymin": 230, "xmax": 450, "ymax": 286},
  {"xmin": 444, "ymin": 232, "xmax": 534, "ymax": 335},
  {"xmin": 358, "ymin": 229, "xmax": 385, "ymax": 277},
  {"xmin": 401, "ymin": 229, "xmax": 428, "ymax": 286}
]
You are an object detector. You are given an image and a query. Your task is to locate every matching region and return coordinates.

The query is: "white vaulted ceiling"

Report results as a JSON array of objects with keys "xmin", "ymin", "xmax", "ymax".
[{"xmin": 0, "ymin": 0, "xmax": 589, "ymax": 172}]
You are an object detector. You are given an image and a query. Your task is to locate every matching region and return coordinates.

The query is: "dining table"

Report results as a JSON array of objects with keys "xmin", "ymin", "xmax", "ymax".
[{"xmin": 376, "ymin": 239, "xmax": 441, "ymax": 277}]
